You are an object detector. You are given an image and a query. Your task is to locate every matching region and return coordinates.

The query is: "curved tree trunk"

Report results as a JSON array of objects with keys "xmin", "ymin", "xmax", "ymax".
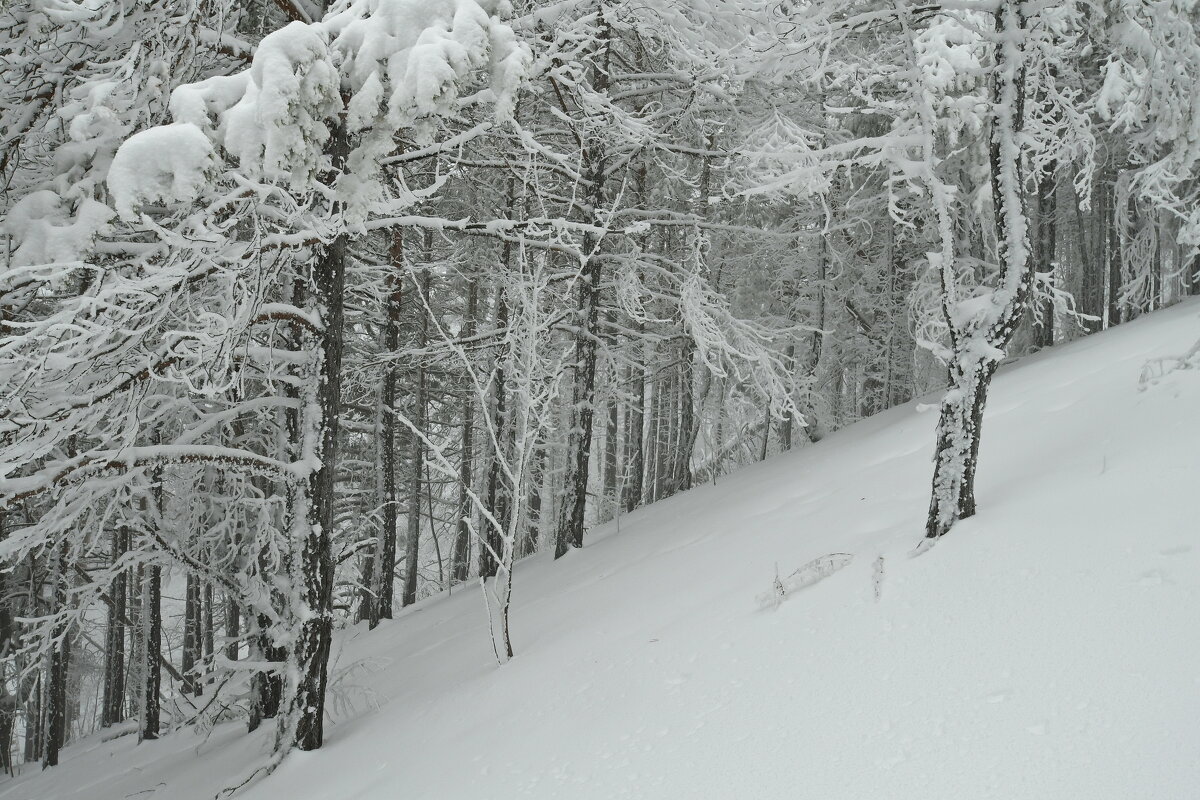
[{"xmin": 925, "ymin": 0, "xmax": 1033, "ymax": 539}]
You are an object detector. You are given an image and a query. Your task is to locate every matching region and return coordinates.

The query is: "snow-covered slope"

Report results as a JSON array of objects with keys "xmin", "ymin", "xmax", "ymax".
[{"xmin": 12, "ymin": 302, "xmax": 1200, "ymax": 800}]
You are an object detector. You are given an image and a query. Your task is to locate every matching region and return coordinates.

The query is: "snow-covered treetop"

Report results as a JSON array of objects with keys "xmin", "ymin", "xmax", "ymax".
[{"xmin": 110, "ymin": 0, "xmax": 529, "ymax": 221}]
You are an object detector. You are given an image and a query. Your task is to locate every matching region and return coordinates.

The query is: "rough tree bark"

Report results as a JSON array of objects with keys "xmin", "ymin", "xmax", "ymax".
[
  {"xmin": 622, "ymin": 357, "xmax": 645, "ymax": 513},
  {"xmin": 451, "ymin": 278, "xmax": 477, "ymax": 584},
  {"xmin": 402, "ymin": 265, "xmax": 429, "ymax": 608},
  {"xmin": 555, "ymin": 7, "xmax": 611, "ymax": 558},
  {"xmin": 1033, "ymin": 165, "xmax": 1057, "ymax": 349},
  {"xmin": 481, "ymin": 284, "xmax": 509, "ymax": 578},
  {"xmin": 183, "ymin": 573, "xmax": 200, "ymax": 695},
  {"xmin": 369, "ymin": 226, "xmax": 404, "ymax": 625},
  {"xmin": 925, "ymin": 0, "xmax": 1034, "ymax": 539},
  {"xmin": 101, "ymin": 527, "xmax": 127, "ymax": 727},
  {"xmin": 291, "ymin": 115, "xmax": 349, "ymax": 752},
  {"xmin": 224, "ymin": 596, "xmax": 240, "ymax": 662},
  {"xmin": 138, "ymin": 563, "xmax": 161, "ymax": 742},
  {"xmin": 42, "ymin": 546, "xmax": 70, "ymax": 768}
]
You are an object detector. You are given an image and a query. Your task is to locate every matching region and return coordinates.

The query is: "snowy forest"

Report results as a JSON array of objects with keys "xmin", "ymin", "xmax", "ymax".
[{"xmin": 2, "ymin": 0, "xmax": 1200, "ymax": 789}]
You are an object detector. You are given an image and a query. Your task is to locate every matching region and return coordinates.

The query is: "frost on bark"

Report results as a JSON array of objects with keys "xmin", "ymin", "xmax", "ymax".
[
  {"xmin": 481, "ymin": 285, "xmax": 510, "ymax": 578},
  {"xmin": 101, "ymin": 527, "xmax": 128, "ymax": 727},
  {"xmin": 554, "ymin": 7, "xmax": 611, "ymax": 558},
  {"xmin": 926, "ymin": 0, "xmax": 1034, "ymax": 539},
  {"xmin": 451, "ymin": 279, "xmax": 478, "ymax": 584},
  {"xmin": 365, "ymin": 227, "xmax": 405, "ymax": 626},
  {"xmin": 291, "ymin": 121, "xmax": 348, "ymax": 752},
  {"xmin": 402, "ymin": 266, "xmax": 429, "ymax": 608},
  {"xmin": 42, "ymin": 547, "xmax": 70, "ymax": 769}
]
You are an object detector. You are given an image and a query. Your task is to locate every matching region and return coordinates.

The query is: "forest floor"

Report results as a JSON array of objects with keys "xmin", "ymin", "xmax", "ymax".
[{"xmin": 10, "ymin": 300, "xmax": 1200, "ymax": 800}]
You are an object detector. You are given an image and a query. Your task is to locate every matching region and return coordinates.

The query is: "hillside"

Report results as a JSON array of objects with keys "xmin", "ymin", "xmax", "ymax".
[{"xmin": 9, "ymin": 300, "xmax": 1200, "ymax": 800}]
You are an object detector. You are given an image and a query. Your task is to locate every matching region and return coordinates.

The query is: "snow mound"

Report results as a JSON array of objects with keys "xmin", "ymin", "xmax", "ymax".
[
  {"xmin": 108, "ymin": 123, "xmax": 215, "ymax": 220},
  {"xmin": 9, "ymin": 300, "xmax": 1200, "ymax": 800}
]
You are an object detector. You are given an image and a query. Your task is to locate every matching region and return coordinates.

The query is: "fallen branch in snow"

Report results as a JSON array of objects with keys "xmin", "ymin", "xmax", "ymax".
[
  {"xmin": 1139, "ymin": 336, "xmax": 1200, "ymax": 389},
  {"xmin": 100, "ymin": 721, "xmax": 139, "ymax": 743},
  {"xmin": 757, "ymin": 553, "xmax": 854, "ymax": 610}
]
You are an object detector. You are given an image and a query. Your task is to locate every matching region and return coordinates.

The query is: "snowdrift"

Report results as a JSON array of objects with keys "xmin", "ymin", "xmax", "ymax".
[{"xmin": 10, "ymin": 301, "xmax": 1200, "ymax": 800}]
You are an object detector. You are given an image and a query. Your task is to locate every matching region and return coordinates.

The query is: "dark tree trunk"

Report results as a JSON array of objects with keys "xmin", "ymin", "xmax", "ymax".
[
  {"xmin": 202, "ymin": 583, "xmax": 214, "ymax": 688},
  {"xmin": 0, "ymin": 513, "xmax": 13, "ymax": 774},
  {"xmin": 925, "ymin": 360, "xmax": 998, "ymax": 537},
  {"xmin": 554, "ymin": 12, "xmax": 611, "ymax": 558},
  {"xmin": 623, "ymin": 358, "xmax": 645, "ymax": 513},
  {"xmin": 25, "ymin": 671, "xmax": 41, "ymax": 763},
  {"xmin": 603, "ymin": 390, "xmax": 618, "ymax": 519},
  {"xmin": 481, "ymin": 286, "xmax": 509, "ymax": 578},
  {"xmin": 780, "ymin": 344, "xmax": 796, "ymax": 449},
  {"xmin": 673, "ymin": 138, "xmax": 707, "ymax": 486},
  {"xmin": 644, "ymin": 374, "xmax": 660, "ymax": 504},
  {"xmin": 1105, "ymin": 170, "xmax": 1124, "ymax": 328},
  {"xmin": 805, "ymin": 238, "xmax": 828, "ymax": 443},
  {"xmin": 101, "ymin": 528, "xmax": 128, "ymax": 727},
  {"xmin": 182, "ymin": 574, "xmax": 200, "ymax": 695},
  {"xmin": 0, "ymin": 686, "xmax": 12, "ymax": 776},
  {"xmin": 675, "ymin": 343, "xmax": 695, "ymax": 492},
  {"xmin": 291, "ymin": 117, "xmax": 349, "ymax": 752},
  {"xmin": 1033, "ymin": 175, "xmax": 1056, "ymax": 350},
  {"xmin": 42, "ymin": 603, "xmax": 69, "ymax": 767},
  {"xmin": 138, "ymin": 564, "xmax": 161, "ymax": 742},
  {"xmin": 248, "ymin": 613, "xmax": 282, "ymax": 733},
  {"xmin": 1077, "ymin": 187, "xmax": 1103, "ymax": 332},
  {"xmin": 369, "ymin": 227, "xmax": 404, "ymax": 625},
  {"xmin": 926, "ymin": 0, "xmax": 1032, "ymax": 539},
  {"xmin": 656, "ymin": 369, "xmax": 676, "ymax": 498},
  {"xmin": 759, "ymin": 399, "xmax": 771, "ymax": 462},
  {"xmin": 402, "ymin": 266, "xmax": 429, "ymax": 608},
  {"xmin": 451, "ymin": 279, "xmax": 477, "ymax": 584},
  {"xmin": 522, "ymin": 443, "xmax": 546, "ymax": 556},
  {"xmin": 224, "ymin": 596, "xmax": 240, "ymax": 662},
  {"xmin": 623, "ymin": 159, "xmax": 649, "ymax": 513}
]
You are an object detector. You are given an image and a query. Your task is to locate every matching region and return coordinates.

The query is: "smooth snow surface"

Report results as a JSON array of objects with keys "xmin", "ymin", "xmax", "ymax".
[{"xmin": 11, "ymin": 302, "xmax": 1200, "ymax": 800}]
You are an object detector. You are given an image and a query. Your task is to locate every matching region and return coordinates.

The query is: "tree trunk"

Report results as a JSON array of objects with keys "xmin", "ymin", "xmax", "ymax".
[
  {"xmin": 622, "ymin": 357, "xmax": 645, "ymax": 513},
  {"xmin": 1033, "ymin": 175, "xmax": 1056, "ymax": 350},
  {"xmin": 42, "ymin": 552, "xmax": 69, "ymax": 769},
  {"xmin": 644, "ymin": 374, "xmax": 660, "ymax": 504},
  {"xmin": 138, "ymin": 564, "xmax": 161, "ymax": 742},
  {"xmin": 780, "ymin": 344, "xmax": 796, "ymax": 449},
  {"xmin": 24, "ymin": 671, "xmax": 41, "ymax": 763},
  {"xmin": 675, "ymin": 344, "xmax": 695, "ymax": 492},
  {"xmin": 554, "ymin": 11, "xmax": 611, "ymax": 557},
  {"xmin": 101, "ymin": 528, "xmax": 127, "ymax": 727},
  {"xmin": 0, "ymin": 513, "xmax": 14, "ymax": 773},
  {"xmin": 182, "ymin": 574, "xmax": 199, "ymax": 695},
  {"xmin": 451, "ymin": 278, "xmax": 477, "ymax": 584},
  {"xmin": 372, "ymin": 227, "xmax": 404, "ymax": 624},
  {"xmin": 224, "ymin": 596, "xmax": 240, "ymax": 662},
  {"xmin": 925, "ymin": 360, "xmax": 998, "ymax": 537},
  {"xmin": 202, "ymin": 583, "xmax": 214, "ymax": 688},
  {"xmin": 759, "ymin": 399, "xmax": 771, "ymax": 462},
  {"xmin": 522, "ymin": 443, "xmax": 546, "ymax": 557},
  {"xmin": 925, "ymin": 0, "xmax": 1033, "ymax": 539},
  {"xmin": 291, "ymin": 115, "xmax": 349, "ymax": 752},
  {"xmin": 603, "ymin": 388, "xmax": 618, "ymax": 521},
  {"xmin": 481, "ymin": 286, "xmax": 509, "ymax": 578},
  {"xmin": 248, "ymin": 613, "xmax": 282, "ymax": 733},
  {"xmin": 656, "ymin": 369, "xmax": 675, "ymax": 498},
  {"xmin": 1105, "ymin": 169, "xmax": 1124, "ymax": 328},
  {"xmin": 402, "ymin": 266, "xmax": 429, "ymax": 608}
]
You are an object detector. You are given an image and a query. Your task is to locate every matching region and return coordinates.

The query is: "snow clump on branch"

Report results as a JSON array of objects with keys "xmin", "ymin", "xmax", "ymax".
[
  {"xmin": 108, "ymin": 0, "xmax": 529, "ymax": 220},
  {"xmin": 106, "ymin": 123, "xmax": 216, "ymax": 221}
]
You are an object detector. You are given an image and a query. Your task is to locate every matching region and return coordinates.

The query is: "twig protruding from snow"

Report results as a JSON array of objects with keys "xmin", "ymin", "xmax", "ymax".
[{"xmin": 757, "ymin": 553, "xmax": 854, "ymax": 610}]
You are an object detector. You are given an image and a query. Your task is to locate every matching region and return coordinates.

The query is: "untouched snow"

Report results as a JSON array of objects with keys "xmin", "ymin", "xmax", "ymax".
[{"xmin": 10, "ymin": 301, "xmax": 1200, "ymax": 800}]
